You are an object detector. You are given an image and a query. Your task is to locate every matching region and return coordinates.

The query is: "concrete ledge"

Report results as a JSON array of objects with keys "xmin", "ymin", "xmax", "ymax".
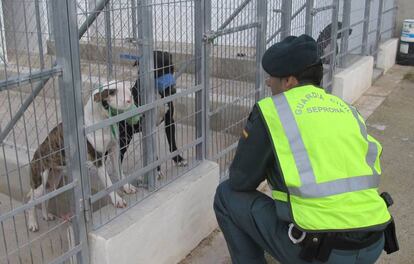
[
  {"xmin": 89, "ymin": 160, "xmax": 220, "ymax": 264},
  {"xmin": 377, "ymin": 38, "xmax": 399, "ymax": 73},
  {"xmin": 332, "ymin": 56, "xmax": 374, "ymax": 103}
]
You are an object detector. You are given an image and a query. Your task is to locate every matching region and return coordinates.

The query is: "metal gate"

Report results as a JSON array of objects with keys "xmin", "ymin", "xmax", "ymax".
[
  {"xmin": 0, "ymin": 0, "xmax": 95, "ymax": 262},
  {"xmin": 202, "ymin": 0, "xmax": 267, "ymax": 176},
  {"xmin": 206, "ymin": 0, "xmax": 397, "ymax": 179}
]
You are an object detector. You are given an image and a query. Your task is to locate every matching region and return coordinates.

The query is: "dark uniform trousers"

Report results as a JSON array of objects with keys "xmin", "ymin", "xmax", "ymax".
[{"xmin": 214, "ymin": 180, "xmax": 385, "ymax": 264}]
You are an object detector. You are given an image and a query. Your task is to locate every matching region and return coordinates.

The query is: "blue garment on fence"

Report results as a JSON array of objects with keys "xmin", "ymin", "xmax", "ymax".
[{"xmin": 155, "ymin": 73, "xmax": 176, "ymax": 92}]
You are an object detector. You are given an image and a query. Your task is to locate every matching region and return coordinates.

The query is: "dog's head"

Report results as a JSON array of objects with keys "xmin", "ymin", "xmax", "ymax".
[
  {"xmin": 131, "ymin": 50, "xmax": 176, "ymax": 102},
  {"xmin": 93, "ymin": 80, "xmax": 133, "ymax": 111},
  {"xmin": 133, "ymin": 50, "xmax": 175, "ymax": 78}
]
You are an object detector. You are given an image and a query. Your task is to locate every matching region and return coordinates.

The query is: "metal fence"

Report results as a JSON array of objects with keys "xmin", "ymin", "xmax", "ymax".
[
  {"xmin": 0, "ymin": 0, "xmax": 396, "ymax": 263},
  {"xmin": 208, "ymin": 0, "xmax": 397, "ymax": 178}
]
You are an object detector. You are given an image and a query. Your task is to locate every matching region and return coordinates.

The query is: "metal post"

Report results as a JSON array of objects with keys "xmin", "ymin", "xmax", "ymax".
[
  {"xmin": 305, "ymin": 0, "xmax": 314, "ymax": 36},
  {"xmin": 47, "ymin": 0, "xmax": 54, "ymax": 40},
  {"xmin": 375, "ymin": 0, "xmax": 384, "ymax": 64},
  {"xmin": 339, "ymin": 0, "xmax": 351, "ymax": 67},
  {"xmin": 194, "ymin": 0, "xmax": 203, "ymax": 160},
  {"xmin": 326, "ymin": 0, "xmax": 339, "ymax": 93},
  {"xmin": 131, "ymin": 0, "xmax": 138, "ymax": 41},
  {"xmin": 51, "ymin": 0, "xmax": 90, "ymax": 263},
  {"xmin": 281, "ymin": 0, "xmax": 292, "ymax": 39},
  {"xmin": 362, "ymin": 0, "xmax": 372, "ymax": 55},
  {"xmin": 195, "ymin": 0, "xmax": 211, "ymax": 160},
  {"xmin": 255, "ymin": 0, "xmax": 267, "ymax": 101},
  {"xmin": 203, "ymin": 0, "xmax": 211, "ymax": 160},
  {"xmin": 104, "ymin": 1, "xmax": 113, "ymax": 78},
  {"xmin": 138, "ymin": 0, "xmax": 157, "ymax": 189}
]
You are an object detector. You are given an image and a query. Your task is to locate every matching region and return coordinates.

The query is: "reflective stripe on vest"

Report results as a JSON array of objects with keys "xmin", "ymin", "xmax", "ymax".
[{"xmin": 272, "ymin": 94, "xmax": 380, "ymax": 198}]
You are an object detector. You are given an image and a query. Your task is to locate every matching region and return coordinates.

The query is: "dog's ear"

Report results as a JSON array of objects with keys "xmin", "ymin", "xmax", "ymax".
[{"xmin": 93, "ymin": 89, "xmax": 116, "ymax": 102}]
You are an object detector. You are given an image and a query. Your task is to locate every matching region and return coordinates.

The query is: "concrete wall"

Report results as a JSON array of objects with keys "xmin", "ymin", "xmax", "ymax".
[
  {"xmin": 332, "ymin": 56, "xmax": 374, "ymax": 103},
  {"xmin": 396, "ymin": 0, "xmax": 414, "ymax": 37},
  {"xmin": 2, "ymin": 0, "xmax": 49, "ymax": 57},
  {"xmin": 377, "ymin": 38, "xmax": 399, "ymax": 73},
  {"xmin": 89, "ymin": 161, "xmax": 220, "ymax": 264}
]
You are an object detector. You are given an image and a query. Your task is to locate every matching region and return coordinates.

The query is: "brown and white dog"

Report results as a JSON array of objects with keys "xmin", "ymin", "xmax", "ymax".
[{"xmin": 27, "ymin": 81, "xmax": 137, "ymax": 232}]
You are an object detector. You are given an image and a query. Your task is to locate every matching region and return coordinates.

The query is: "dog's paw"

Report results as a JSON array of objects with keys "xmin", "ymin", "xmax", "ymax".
[
  {"xmin": 123, "ymin": 184, "xmax": 137, "ymax": 194},
  {"xmin": 60, "ymin": 213, "xmax": 73, "ymax": 222},
  {"xmin": 111, "ymin": 193, "xmax": 127, "ymax": 208},
  {"xmin": 114, "ymin": 199, "xmax": 127, "ymax": 208},
  {"xmin": 157, "ymin": 170, "xmax": 165, "ymax": 181},
  {"xmin": 28, "ymin": 221, "xmax": 39, "ymax": 232},
  {"xmin": 42, "ymin": 213, "xmax": 55, "ymax": 221},
  {"xmin": 174, "ymin": 159, "xmax": 188, "ymax": 167},
  {"xmin": 173, "ymin": 155, "xmax": 188, "ymax": 167}
]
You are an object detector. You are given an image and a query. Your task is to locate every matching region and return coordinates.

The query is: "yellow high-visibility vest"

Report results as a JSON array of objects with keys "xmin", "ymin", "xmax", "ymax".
[{"xmin": 257, "ymin": 85, "xmax": 391, "ymax": 232}]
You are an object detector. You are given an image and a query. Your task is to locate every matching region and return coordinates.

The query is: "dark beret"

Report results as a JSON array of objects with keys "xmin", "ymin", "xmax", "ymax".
[{"xmin": 262, "ymin": 34, "xmax": 320, "ymax": 77}]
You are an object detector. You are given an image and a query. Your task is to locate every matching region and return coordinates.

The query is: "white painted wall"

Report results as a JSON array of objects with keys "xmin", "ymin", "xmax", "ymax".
[
  {"xmin": 377, "ymin": 38, "xmax": 399, "ymax": 72},
  {"xmin": 332, "ymin": 56, "xmax": 374, "ymax": 103},
  {"xmin": 2, "ymin": 0, "xmax": 49, "ymax": 56},
  {"xmin": 89, "ymin": 161, "xmax": 220, "ymax": 264}
]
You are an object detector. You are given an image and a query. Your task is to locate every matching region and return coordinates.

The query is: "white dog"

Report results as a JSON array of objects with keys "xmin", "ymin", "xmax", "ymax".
[{"xmin": 27, "ymin": 81, "xmax": 137, "ymax": 232}]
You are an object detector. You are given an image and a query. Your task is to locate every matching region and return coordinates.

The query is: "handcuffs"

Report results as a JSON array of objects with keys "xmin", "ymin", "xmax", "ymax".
[{"xmin": 288, "ymin": 223, "xmax": 306, "ymax": 244}]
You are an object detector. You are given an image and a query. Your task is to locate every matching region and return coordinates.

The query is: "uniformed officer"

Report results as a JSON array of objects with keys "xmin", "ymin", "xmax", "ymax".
[{"xmin": 213, "ymin": 34, "xmax": 398, "ymax": 264}]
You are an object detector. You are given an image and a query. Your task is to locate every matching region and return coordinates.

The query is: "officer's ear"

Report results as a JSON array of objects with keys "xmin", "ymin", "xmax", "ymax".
[{"xmin": 284, "ymin": 76, "xmax": 299, "ymax": 90}]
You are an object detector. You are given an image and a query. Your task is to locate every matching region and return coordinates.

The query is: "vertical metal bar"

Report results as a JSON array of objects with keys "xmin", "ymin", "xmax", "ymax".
[
  {"xmin": 131, "ymin": 0, "xmax": 138, "ymax": 41},
  {"xmin": 362, "ymin": 0, "xmax": 372, "ymax": 55},
  {"xmin": 280, "ymin": 0, "xmax": 292, "ymax": 39},
  {"xmin": 47, "ymin": 0, "xmax": 54, "ymax": 40},
  {"xmin": 104, "ymin": 1, "xmax": 113, "ymax": 78},
  {"xmin": 305, "ymin": 0, "xmax": 314, "ymax": 36},
  {"xmin": 34, "ymin": 0, "xmax": 45, "ymax": 69},
  {"xmin": 375, "ymin": 0, "xmax": 384, "ymax": 64},
  {"xmin": 194, "ymin": 0, "xmax": 203, "ymax": 160},
  {"xmin": 327, "ymin": 0, "xmax": 339, "ymax": 93},
  {"xmin": 51, "ymin": 0, "xmax": 90, "ymax": 262},
  {"xmin": 339, "ymin": 0, "xmax": 351, "ymax": 67},
  {"xmin": 138, "ymin": 0, "xmax": 157, "ymax": 189},
  {"xmin": 202, "ymin": 0, "xmax": 211, "ymax": 160},
  {"xmin": 195, "ymin": 0, "xmax": 211, "ymax": 160},
  {"xmin": 255, "ymin": 0, "xmax": 267, "ymax": 101}
]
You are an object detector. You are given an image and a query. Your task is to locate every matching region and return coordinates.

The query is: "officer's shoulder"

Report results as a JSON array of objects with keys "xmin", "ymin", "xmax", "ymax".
[{"xmin": 247, "ymin": 104, "xmax": 263, "ymax": 122}]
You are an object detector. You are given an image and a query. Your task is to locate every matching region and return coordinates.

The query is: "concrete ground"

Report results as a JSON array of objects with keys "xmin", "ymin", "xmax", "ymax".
[{"xmin": 180, "ymin": 64, "xmax": 414, "ymax": 264}]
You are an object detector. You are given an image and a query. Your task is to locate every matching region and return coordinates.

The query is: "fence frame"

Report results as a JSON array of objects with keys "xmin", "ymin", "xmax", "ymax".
[{"xmin": 51, "ymin": 0, "xmax": 91, "ymax": 262}]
